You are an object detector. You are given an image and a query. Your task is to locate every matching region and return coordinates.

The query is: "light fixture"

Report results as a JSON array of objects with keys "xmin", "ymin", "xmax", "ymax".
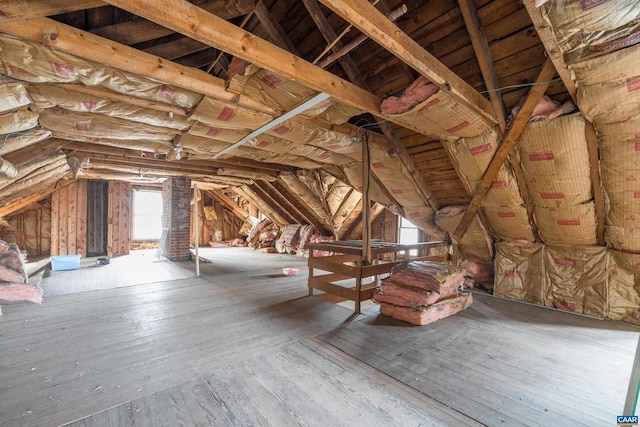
[
  {"xmin": 212, "ymin": 92, "xmax": 331, "ymax": 159},
  {"xmin": 173, "ymin": 145, "xmax": 184, "ymax": 160}
]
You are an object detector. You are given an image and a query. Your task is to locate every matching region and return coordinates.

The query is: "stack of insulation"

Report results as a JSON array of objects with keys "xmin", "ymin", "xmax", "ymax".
[
  {"xmin": 309, "ymin": 234, "xmax": 334, "ymax": 257},
  {"xmin": 0, "ymin": 240, "xmax": 42, "ymax": 315},
  {"xmin": 295, "ymin": 225, "xmax": 315, "ymax": 257},
  {"xmin": 246, "ymin": 219, "xmax": 279, "ymax": 252},
  {"xmin": 374, "ymin": 261, "xmax": 472, "ymax": 326},
  {"xmin": 275, "ymin": 224, "xmax": 301, "ymax": 254}
]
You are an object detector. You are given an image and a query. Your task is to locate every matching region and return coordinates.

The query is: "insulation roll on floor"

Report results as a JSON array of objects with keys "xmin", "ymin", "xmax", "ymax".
[{"xmin": 374, "ymin": 261, "xmax": 471, "ymax": 325}]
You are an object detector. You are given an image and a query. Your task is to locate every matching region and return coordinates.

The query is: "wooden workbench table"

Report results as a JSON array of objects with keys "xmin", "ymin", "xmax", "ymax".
[{"xmin": 307, "ymin": 240, "xmax": 449, "ymax": 313}]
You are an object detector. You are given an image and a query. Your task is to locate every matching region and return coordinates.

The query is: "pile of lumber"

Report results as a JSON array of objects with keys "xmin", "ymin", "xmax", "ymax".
[
  {"xmin": 374, "ymin": 261, "xmax": 472, "ymax": 325},
  {"xmin": 0, "ymin": 240, "xmax": 42, "ymax": 314}
]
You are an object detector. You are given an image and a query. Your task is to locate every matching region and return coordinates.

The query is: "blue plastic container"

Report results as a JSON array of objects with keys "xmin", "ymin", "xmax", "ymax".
[{"xmin": 50, "ymin": 254, "xmax": 81, "ymax": 271}]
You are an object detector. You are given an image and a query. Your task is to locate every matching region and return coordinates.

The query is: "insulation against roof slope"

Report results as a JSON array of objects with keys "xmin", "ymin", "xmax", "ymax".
[
  {"xmin": 481, "ymin": 206, "xmax": 535, "ymax": 242},
  {"xmin": 0, "ymin": 34, "xmax": 202, "ymax": 108},
  {"xmin": 544, "ymin": 245, "xmax": 607, "ymax": 318},
  {"xmin": 382, "ymin": 89, "xmax": 493, "ymax": 138},
  {"xmin": 0, "ymin": 128, "xmax": 51, "ymax": 157},
  {"xmin": 40, "ymin": 110, "xmax": 177, "ymax": 141},
  {"xmin": 0, "ymin": 108, "xmax": 39, "ymax": 135},
  {"xmin": 435, "ymin": 205, "xmax": 493, "ymax": 264},
  {"xmin": 0, "ymin": 155, "xmax": 69, "ymax": 198},
  {"xmin": 216, "ymin": 168, "xmax": 278, "ymax": 182},
  {"xmin": 341, "ymin": 162, "xmax": 393, "ymax": 207},
  {"xmin": 28, "ymin": 84, "xmax": 192, "ymax": 131},
  {"xmin": 279, "ymin": 172, "xmax": 331, "ymax": 225},
  {"xmin": 267, "ymin": 120, "xmax": 361, "ymax": 159},
  {"xmin": 247, "ymin": 135, "xmax": 354, "ymax": 166},
  {"xmin": 52, "ymin": 132, "xmax": 172, "ymax": 154},
  {"xmin": 541, "ymin": 0, "xmax": 640, "ymax": 62},
  {"xmin": 188, "ymin": 123, "xmax": 249, "ymax": 143},
  {"xmin": 605, "ymin": 225, "xmax": 640, "ymax": 253},
  {"xmin": 606, "ymin": 250, "xmax": 640, "ymax": 324},
  {"xmin": 190, "ymin": 96, "xmax": 273, "ymax": 130},
  {"xmin": 534, "ymin": 203, "xmax": 597, "ymax": 245},
  {"xmin": 494, "ymin": 241, "xmax": 548, "ymax": 306},
  {"xmin": 276, "ymin": 224, "xmax": 300, "ymax": 254},
  {"xmin": 0, "ymin": 79, "xmax": 31, "ymax": 114},
  {"xmin": 600, "ymin": 162, "xmax": 640, "ymax": 228},
  {"xmin": 516, "ymin": 113, "xmax": 592, "ymax": 207},
  {"xmin": 227, "ymin": 64, "xmax": 361, "ymax": 124},
  {"xmin": 443, "ymin": 128, "xmax": 524, "ymax": 207}
]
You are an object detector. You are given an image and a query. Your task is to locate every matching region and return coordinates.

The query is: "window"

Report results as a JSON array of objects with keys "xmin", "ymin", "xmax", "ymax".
[
  {"xmin": 398, "ymin": 217, "xmax": 419, "ymax": 257},
  {"xmin": 133, "ymin": 190, "xmax": 163, "ymax": 240}
]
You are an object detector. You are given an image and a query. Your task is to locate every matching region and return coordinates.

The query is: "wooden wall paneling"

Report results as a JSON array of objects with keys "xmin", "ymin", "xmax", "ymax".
[
  {"xmin": 59, "ymin": 183, "xmax": 69, "ymax": 256},
  {"xmin": 76, "ymin": 180, "xmax": 88, "ymax": 257},
  {"xmin": 107, "ymin": 182, "xmax": 114, "ymax": 258},
  {"xmin": 68, "ymin": 181, "xmax": 78, "ymax": 255},
  {"xmin": 51, "ymin": 187, "xmax": 60, "ymax": 256}
]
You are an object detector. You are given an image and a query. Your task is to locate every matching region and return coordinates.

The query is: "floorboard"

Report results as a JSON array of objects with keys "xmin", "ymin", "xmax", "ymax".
[{"xmin": 1, "ymin": 247, "xmax": 638, "ymax": 426}]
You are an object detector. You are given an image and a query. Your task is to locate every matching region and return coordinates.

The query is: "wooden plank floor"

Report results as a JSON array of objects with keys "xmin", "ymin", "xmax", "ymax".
[
  {"xmin": 1, "ymin": 247, "xmax": 638, "ymax": 426},
  {"xmin": 318, "ymin": 293, "xmax": 640, "ymax": 426},
  {"xmin": 40, "ymin": 249, "xmax": 195, "ymax": 297}
]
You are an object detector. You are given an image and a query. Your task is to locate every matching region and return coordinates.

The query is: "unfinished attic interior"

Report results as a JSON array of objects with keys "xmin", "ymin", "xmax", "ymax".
[{"xmin": 0, "ymin": 0, "xmax": 639, "ymax": 424}]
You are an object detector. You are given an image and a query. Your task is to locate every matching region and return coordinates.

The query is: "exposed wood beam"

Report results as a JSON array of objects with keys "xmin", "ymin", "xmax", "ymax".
[
  {"xmin": 99, "ymin": 0, "xmax": 381, "ymax": 114},
  {"xmin": 585, "ymin": 121, "xmax": 605, "ymax": 246},
  {"xmin": 318, "ymin": 0, "xmax": 496, "ymax": 123},
  {"xmin": 61, "ymin": 84, "xmax": 188, "ymax": 116},
  {"xmin": 143, "ymin": 37, "xmax": 210, "ymax": 61},
  {"xmin": 458, "ymin": 0, "xmax": 538, "ymax": 240},
  {"xmin": 256, "ymin": 181, "xmax": 312, "ymax": 225},
  {"xmin": 0, "ymin": 0, "xmax": 104, "ymax": 23},
  {"xmin": 249, "ymin": 183, "xmax": 298, "ymax": 225},
  {"xmin": 454, "ymin": 58, "xmax": 556, "ymax": 239},
  {"xmin": 0, "ymin": 17, "xmax": 272, "ymax": 113},
  {"xmin": 254, "ymin": 2, "xmax": 300, "ymax": 55},
  {"xmin": 207, "ymin": 189, "xmax": 249, "ymax": 220},
  {"xmin": 523, "ymin": 0, "xmax": 577, "ymax": 102},
  {"xmin": 235, "ymin": 185, "xmax": 288, "ymax": 226},
  {"xmin": 263, "ymin": 180, "xmax": 330, "ymax": 234},
  {"xmin": 90, "ymin": 0, "xmax": 256, "ymax": 45},
  {"xmin": 0, "ymin": 180, "xmax": 73, "ymax": 218},
  {"xmin": 458, "ymin": 0, "xmax": 506, "ymax": 132},
  {"xmin": 303, "ymin": 0, "xmax": 438, "ymax": 209}
]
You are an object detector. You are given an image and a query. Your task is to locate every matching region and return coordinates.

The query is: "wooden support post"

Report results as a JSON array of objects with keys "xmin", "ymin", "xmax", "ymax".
[
  {"xmin": 454, "ymin": 58, "xmax": 556, "ymax": 239},
  {"xmin": 585, "ymin": 121, "xmax": 605, "ymax": 245},
  {"xmin": 523, "ymin": 0, "xmax": 577, "ymax": 102},
  {"xmin": 194, "ymin": 184, "xmax": 200, "ymax": 276}
]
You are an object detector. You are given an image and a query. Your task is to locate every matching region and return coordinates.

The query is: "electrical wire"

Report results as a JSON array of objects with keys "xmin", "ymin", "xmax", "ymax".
[{"xmin": 480, "ymin": 78, "xmax": 562, "ymax": 94}]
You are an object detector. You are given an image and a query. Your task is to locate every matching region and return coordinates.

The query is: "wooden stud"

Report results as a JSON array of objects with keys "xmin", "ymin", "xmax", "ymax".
[
  {"xmin": 254, "ymin": 2, "xmax": 300, "ymax": 55},
  {"xmin": 523, "ymin": 0, "xmax": 577, "ymax": 102},
  {"xmin": 76, "ymin": 179, "xmax": 88, "ymax": 257},
  {"xmin": 0, "ymin": 0, "xmax": 103, "ymax": 22},
  {"xmin": 585, "ymin": 121, "xmax": 605, "ymax": 246},
  {"xmin": 68, "ymin": 181, "xmax": 78, "ymax": 255},
  {"xmin": 318, "ymin": 0, "xmax": 496, "ymax": 123},
  {"xmin": 454, "ymin": 58, "xmax": 556, "ymax": 239},
  {"xmin": 98, "ymin": 0, "xmax": 381, "ymax": 113}
]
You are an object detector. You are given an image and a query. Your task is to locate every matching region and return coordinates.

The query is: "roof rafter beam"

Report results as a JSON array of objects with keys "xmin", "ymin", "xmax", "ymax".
[
  {"xmin": 318, "ymin": 0, "xmax": 496, "ymax": 123},
  {"xmin": 454, "ymin": 58, "xmax": 556, "ymax": 239},
  {"xmin": 0, "ymin": 0, "xmax": 104, "ymax": 23},
  {"xmin": 523, "ymin": 0, "xmax": 577, "ymax": 102},
  {"xmin": 458, "ymin": 0, "xmax": 539, "ymax": 241}
]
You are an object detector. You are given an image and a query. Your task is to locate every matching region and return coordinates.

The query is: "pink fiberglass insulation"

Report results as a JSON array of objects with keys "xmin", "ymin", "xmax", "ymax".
[
  {"xmin": 0, "ymin": 241, "xmax": 28, "ymax": 283},
  {"xmin": 379, "ymin": 293, "xmax": 473, "ymax": 326},
  {"xmin": 388, "ymin": 261, "xmax": 465, "ymax": 293},
  {"xmin": 461, "ymin": 259, "xmax": 495, "ymax": 290},
  {"xmin": 373, "ymin": 279, "xmax": 459, "ymax": 308},
  {"xmin": 380, "ymin": 76, "xmax": 440, "ymax": 114},
  {"xmin": 0, "ymin": 283, "xmax": 42, "ymax": 304},
  {"xmin": 508, "ymin": 95, "xmax": 576, "ymax": 126}
]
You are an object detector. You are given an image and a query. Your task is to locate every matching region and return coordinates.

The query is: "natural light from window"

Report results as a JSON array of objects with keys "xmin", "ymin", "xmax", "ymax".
[
  {"xmin": 133, "ymin": 190, "xmax": 163, "ymax": 240},
  {"xmin": 399, "ymin": 217, "xmax": 419, "ymax": 256}
]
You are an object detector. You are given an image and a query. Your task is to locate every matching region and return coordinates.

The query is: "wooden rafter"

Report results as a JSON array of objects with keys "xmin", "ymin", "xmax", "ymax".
[
  {"xmin": 254, "ymin": 2, "xmax": 300, "ymax": 55},
  {"xmin": 206, "ymin": 189, "xmax": 249, "ymax": 221},
  {"xmin": 0, "ymin": 0, "xmax": 103, "ymax": 23},
  {"xmin": 235, "ymin": 185, "xmax": 288, "ymax": 226},
  {"xmin": 143, "ymin": 37, "xmax": 210, "ymax": 62},
  {"xmin": 458, "ymin": 0, "xmax": 539, "ymax": 241},
  {"xmin": 523, "ymin": 0, "xmax": 577, "ymax": 102},
  {"xmin": 585, "ymin": 121, "xmax": 605, "ymax": 245},
  {"xmin": 99, "ymin": 0, "xmax": 381, "ymax": 114},
  {"xmin": 0, "ymin": 180, "xmax": 73, "ymax": 218},
  {"xmin": 318, "ymin": 0, "xmax": 496, "ymax": 123},
  {"xmin": 249, "ymin": 183, "xmax": 299, "ymax": 225},
  {"xmin": 454, "ymin": 58, "xmax": 556, "ymax": 239},
  {"xmin": 302, "ymin": 0, "xmax": 438, "ymax": 210}
]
